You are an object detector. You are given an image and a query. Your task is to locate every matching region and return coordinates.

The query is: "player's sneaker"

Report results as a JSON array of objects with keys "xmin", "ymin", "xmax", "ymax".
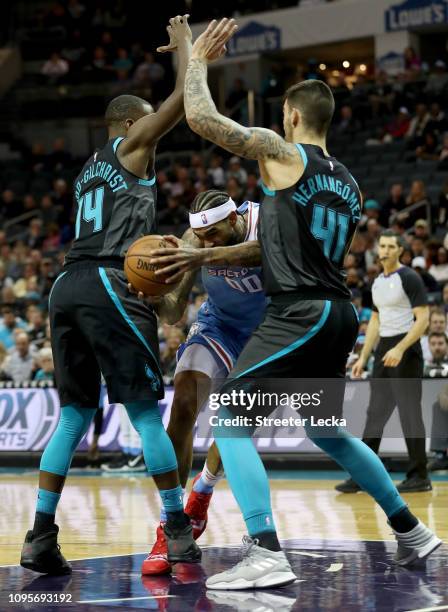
[
  {"xmin": 392, "ymin": 520, "xmax": 442, "ymax": 566},
  {"xmin": 20, "ymin": 526, "xmax": 71, "ymax": 575},
  {"xmin": 141, "ymin": 524, "xmax": 171, "ymax": 575},
  {"xmin": 102, "ymin": 453, "xmax": 146, "ymax": 472},
  {"xmin": 164, "ymin": 519, "xmax": 202, "ymax": 564},
  {"xmin": 207, "ymin": 588, "xmax": 297, "ymax": 611},
  {"xmin": 396, "ymin": 476, "xmax": 432, "ymax": 493},
  {"xmin": 206, "ymin": 536, "xmax": 296, "ymax": 590},
  {"xmin": 141, "ymin": 575, "xmax": 171, "ymax": 612},
  {"xmin": 185, "ymin": 473, "xmax": 213, "ymax": 540},
  {"xmin": 334, "ymin": 478, "xmax": 361, "ymax": 493}
]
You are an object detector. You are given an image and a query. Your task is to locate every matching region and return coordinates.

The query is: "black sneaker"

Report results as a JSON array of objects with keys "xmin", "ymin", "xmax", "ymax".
[
  {"xmin": 428, "ymin": 455, "xmax": 448, "ymax": 472},
  {"xmin": 335, "ymin": 478, "xmax": 362, "ymax": 493},
  {"xmin": 397, "ymin": 476, "xmax": 432, "ymax": 493},
  {"xmin": 125, "ymin": 453, "xmax": 146, "ymax": 472},
  {"xmin": 164, "ymin": 520, "xmax": 202, "ymax": 564},
  {"xmin": 101, "ymin": 453, "xmax": 131, "ymax": 472},
  {"xmin": 20, "ymin": 526, "xmax": 71, "ymax": 575}
]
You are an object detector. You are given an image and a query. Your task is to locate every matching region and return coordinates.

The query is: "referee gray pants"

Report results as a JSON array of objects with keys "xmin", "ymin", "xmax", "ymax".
[{"xmin": 362, "ymin": 334, "xmax": 428, "ymax": 479}]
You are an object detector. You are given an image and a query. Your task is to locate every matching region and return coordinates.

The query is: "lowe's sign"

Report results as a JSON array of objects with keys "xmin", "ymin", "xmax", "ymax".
[
  {"xmin": 385, "ymin": 0, "xmax": 448, "ymax": 31},
  {"xmin": 227, "ymin": 21, "xmax": 281, "ymax": 57}
]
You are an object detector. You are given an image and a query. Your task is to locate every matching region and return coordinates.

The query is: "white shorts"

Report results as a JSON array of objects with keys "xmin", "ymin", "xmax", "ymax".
[{"xmin": 174, "ymin": 343, "xmax": 228, "ymax": 380}]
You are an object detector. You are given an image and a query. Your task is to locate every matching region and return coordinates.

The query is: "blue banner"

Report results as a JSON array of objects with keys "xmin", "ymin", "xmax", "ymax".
[
  {"xmin": 227, "ymin": 21, "xmax": 281, "ymax": 57},
  {"xmin": 385, "ymin": 0, "xmax": 448, "ymax": 32}
]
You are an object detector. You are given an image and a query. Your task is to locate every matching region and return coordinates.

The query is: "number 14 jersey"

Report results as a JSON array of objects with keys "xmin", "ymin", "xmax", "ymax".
[{"xmin": 65, "ymin": 136, "xmax": 157, "ymax": 265}]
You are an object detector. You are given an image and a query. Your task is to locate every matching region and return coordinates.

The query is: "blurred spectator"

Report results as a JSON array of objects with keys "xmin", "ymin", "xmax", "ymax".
[
  {"xmin": 421, "ymin": 308, "xmax": 447, "ymax": 362},
  {"xmin": 133, "ymin": 51, "xmax": 165, "ymax": 86},
  {"xmin": 227, "ymin": 156, "xmax": 248, "ymax": 185},
  {"xmin": 438, "ymin": 134, "xmax": 448, "ymax": 170},
  {"xmin": 158, "ymin": 197, "xmax": 188, "ymax": 226},
  {"xmin": 395, "ymin": 180, "xmax": 430, "ymax": 229},
  {"xmin": 415, "ymin": 132, "xmax": 439, "ymax": 161},
  {"xmin": 41, "ymin": 52, "xmax": 69, "ymax": 83},
  {"xmin": 380, "ymin": 183, "xmax": 406, "ymax": 227},
  {"xmin": 404, "ymin": 46, "xmax": 421, "ymax": 71},
  {"xmin": 226, "ymin": 176, "xmax": 244, "ymax": 202},
  {"xmin": 423, "ymin": 332, "xmax": 448, "ymax": 375},
  {"xmin": 2, "ymin": 332, "xmax": 36, "ymax": 384},
  {"xmin": 244, "ymin": 173, "xmax": 262, "ymax": 202},
  {"xmin": 207, "ymin": 155, "xmax": 225, "ymax": 188},
  {"xmin": 426, "ymin": 102, "xmax": 446, "ymax": 136},
  {"xmin": 34, "ymin": 347, "xmax": 55, "ymax": 381},
  {"xmin": 369, "ymin": 71, "xmax": 394, "ymax": 116},
  {"xmin": 0, "ymin": 307, "xmax": 26, "ymax": 350},
  {"xmin": 438, "ymin": 180, "xmax": 448, "ymax": 226},
  {"xmin": 114, "ymin": 48, "xmax": 133, "ymax": 78},
  {"xmin": 412, "ymin": 256, "xmax": 439, "ymax": 292},
  {"xmin": 23, "ymin": 218, "xmax": 45, "ymax": 250},
  {"xmin": 424, "ymin": 60, "xmax": 448, "ymax": 97},
  {"xmin": 379, "ymin": 107, "xmax": 410, "ymax": 144},
  {"xmin": 1, "ymin": 189, "xmax": 22, "ymax": 221},
  {"xmin": 406, "ymin": 103, "xmax": 430, "ymax": 148},
  {"xmin": 336, "ymin": 105, "xmax": 359, "ymax": 134},
  {"xmin": 429, "ymin": 248, "xmax": 448, "ymax": 284},
  {"xmin": 0, "ymin": 342, "xmax": 8, "ymax": 380},
  {"xmin": 48, "ymin": 138, "xmax": 72, "ymax": 172}
]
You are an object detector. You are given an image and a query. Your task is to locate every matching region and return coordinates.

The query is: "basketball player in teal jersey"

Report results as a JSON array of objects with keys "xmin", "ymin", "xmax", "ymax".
[
  {"xmin": 150, "ymin": 19, "xmax": 442, "ymax": 590},
  {"xmin": 20, "ymin": 16, "xmax": 202, "ymax": 576}
]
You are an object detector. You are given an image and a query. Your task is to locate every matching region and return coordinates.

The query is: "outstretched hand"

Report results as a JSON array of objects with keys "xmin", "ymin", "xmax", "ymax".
[
  {"xmin": 191, "ymin": 18, "xmax": 238, "ymax": 63},
  {"xmin": 148, "ymin": 234, "xmax": 205, "ymax": 283},
  {"xmin": 157, "ymin": 14, "xmax": 192, "ymax": 53}
]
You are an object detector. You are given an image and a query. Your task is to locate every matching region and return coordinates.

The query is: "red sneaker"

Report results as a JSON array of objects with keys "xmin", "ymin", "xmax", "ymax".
[
  {"xmin": 141, "ymin": 524, "xmax": 171, "ymax": 575},
  {"xmin": 185, "ymin": 473, "xmax": 213, "ymax": 540}
]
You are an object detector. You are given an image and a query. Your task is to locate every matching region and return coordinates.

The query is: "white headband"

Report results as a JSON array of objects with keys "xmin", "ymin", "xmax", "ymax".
[{"xmin": 189, "ymin": 198, "xmax": 237, "ymax": 229}]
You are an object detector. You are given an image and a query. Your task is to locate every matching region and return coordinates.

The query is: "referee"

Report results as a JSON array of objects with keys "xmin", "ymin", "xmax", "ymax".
[{"xmin": 337, "ymin": 229, "xmax": 431, "ymax": 493}]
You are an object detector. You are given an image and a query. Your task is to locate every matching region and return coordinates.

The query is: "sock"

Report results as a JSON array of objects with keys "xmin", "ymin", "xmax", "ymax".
[
  {"xmin": 389, "ymin": 507, "xmax": 419, "ymax": 533},
  {"xmin": 252, "ymin": 530, "xmax": 281, "ymax": 552},
  {"xmin": 160, "ymin": 485, "xmax": 188, "ymax": 528},
  {"xmin": 160, "ymin": 488, "xmax": 184, "ymax": 523},
  {"xmin": 33, "ymin": 489, "xmax": 61, "ymax": 535},
  {"xmin": 193, "ymin": 462, "xmax": 224, "ymax": 494},
  {"xmin": 305, "ymin": 425, "xmax": 407, "ymax": 518}
]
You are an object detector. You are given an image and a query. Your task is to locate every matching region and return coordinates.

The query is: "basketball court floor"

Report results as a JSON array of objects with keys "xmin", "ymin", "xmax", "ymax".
[{"xmin": 1, "ymin": 469, "xmax": 447, "ymax": 611}]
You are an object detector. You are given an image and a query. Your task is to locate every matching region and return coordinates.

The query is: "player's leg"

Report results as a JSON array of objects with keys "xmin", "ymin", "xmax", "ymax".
[
  {"xmin": 144, "ymin": 343, "xmax": 226, "ymax": 574},
  {"xmin": 96, "ymin": 267, "xmax": 201, "ymax": 570},
  {"xmin": 21, "ymin": 272, "xmax": 101, "ymax": 575},
  {"xmin": 303, "ymin": 302, "xmax": 441, "ymax": 566},
  {"xmin": 390, "ymin": 349, "xmax": 430, "ymax": 491},
  {"xmin": 336, "ymin": 354, "xmax": 396, "ymax": 493}
]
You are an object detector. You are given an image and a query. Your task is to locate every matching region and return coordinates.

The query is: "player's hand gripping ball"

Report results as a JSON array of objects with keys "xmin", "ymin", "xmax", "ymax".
[{"xmin": 125, "ymin": 235, "xmax": 180, "ymax": 296}]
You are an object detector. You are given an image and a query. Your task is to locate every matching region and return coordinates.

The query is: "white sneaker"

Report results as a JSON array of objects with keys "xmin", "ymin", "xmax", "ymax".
[
  {"xmin": 206, "ymin": 536, "xmax": 297, "ymax": 591},
  {"xmin": 207, "ymin": 589, "xmax": 297, "ymax": 611},
  {"xmin": 392, "ymin": 520, "xmax": 442, "ymax": 566}
]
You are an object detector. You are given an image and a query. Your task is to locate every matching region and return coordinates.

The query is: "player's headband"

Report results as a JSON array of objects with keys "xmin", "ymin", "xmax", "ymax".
[{"xmin": 189, "ymin": 198, "xmax": 237, "ymax": 229}]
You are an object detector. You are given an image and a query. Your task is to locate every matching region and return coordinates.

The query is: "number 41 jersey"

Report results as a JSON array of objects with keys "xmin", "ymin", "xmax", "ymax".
[
  {"xmin": 260, "ymin": 143, "xmax": 362, "ymax": 299},
  {"xmin": 65, "ymin": 136, "xmax": 156, "ymax": 265}
]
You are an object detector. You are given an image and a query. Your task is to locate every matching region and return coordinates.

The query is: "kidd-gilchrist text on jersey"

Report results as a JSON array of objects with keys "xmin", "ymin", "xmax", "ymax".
[{"xmin": 75, "ymin": 160, "xmax": 128, "ymax": 202}]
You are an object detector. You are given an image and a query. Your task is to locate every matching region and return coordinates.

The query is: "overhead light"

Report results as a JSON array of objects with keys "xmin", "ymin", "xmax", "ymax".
[
  {"xmin": 359, "ymin": 64, "xmax": 367, "ymax": 72},
  {"xmin": 319, "ymin": 63, "xmax": 326, "ymax": 71},
  {"xmin": 342, "ymin": 60, "xmax": 350, "ymax": 69}
]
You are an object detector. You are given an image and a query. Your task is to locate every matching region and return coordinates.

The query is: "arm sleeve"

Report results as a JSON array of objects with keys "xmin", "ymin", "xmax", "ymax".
[{"xmin": 400, "ymin": 267, "xmax": 428, "ymax": 307}]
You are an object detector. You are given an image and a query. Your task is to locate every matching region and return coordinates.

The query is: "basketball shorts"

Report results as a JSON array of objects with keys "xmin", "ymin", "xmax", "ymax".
[
  {"xmin": 177, "ymin": 313, "xmax": 251, "ymax": 375},
  {"xmin": 49, "ymin": 262, "xmax": 164, "ymax": 407},
  {"xmin": 220, "ymin": 297, "xmax": 358, "ymax": 420}
]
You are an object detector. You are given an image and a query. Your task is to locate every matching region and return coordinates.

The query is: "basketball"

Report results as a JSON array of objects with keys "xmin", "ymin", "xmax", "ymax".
[{"xmin": 125, "ymin": 235, "xmax": 180, "ymax": 296}]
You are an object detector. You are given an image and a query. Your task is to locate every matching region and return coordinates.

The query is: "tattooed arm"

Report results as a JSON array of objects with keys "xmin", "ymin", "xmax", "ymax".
[{"xmin": 185, "ymin": 58, "xmax": 296, "ymax": 162}]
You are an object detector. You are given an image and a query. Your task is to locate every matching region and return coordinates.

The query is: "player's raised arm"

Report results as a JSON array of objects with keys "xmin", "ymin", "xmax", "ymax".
[
  {"xmin": 184, "ymin": 19, "xmax": 297, "ymax": 163},
  {"xmin": 121, "ymin": 15, "xmax": 192, "ymax": 155}
]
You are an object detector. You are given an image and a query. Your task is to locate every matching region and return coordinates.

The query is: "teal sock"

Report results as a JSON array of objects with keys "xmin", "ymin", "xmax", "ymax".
[
  {"xmin": 36, "ymin": 489, "xmax": 60, "ymax": 515},
  {"xmin": 160, "ymin": 485, "xmax": 188, "ymax": 527},
  {"xmin": 160, "ymin": 488, "xmax": 184, "ymax": 523}
]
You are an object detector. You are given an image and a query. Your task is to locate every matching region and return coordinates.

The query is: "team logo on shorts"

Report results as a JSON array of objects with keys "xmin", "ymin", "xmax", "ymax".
[
  {"xmin": 201, "ymin": 213, "xmax": 208, "ymax": 224},
  {"xmin": 145, "ymin": 364, "xmax": 160, "ymax": 392}
]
